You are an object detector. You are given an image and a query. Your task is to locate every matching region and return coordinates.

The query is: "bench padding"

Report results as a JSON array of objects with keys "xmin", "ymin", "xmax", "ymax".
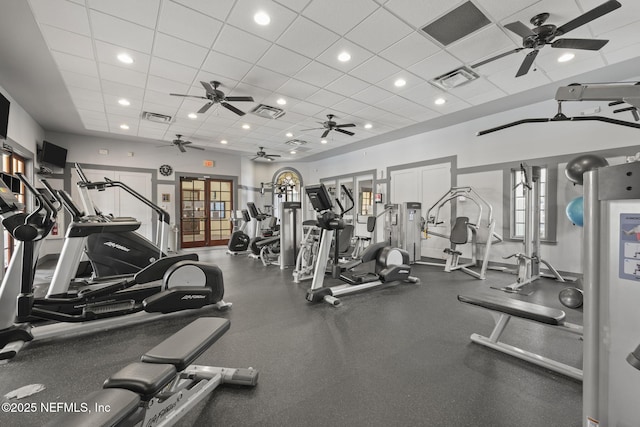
[
  {"xmin": 141, "ymin": 317, "xmax": 230, "ymax": 371},
  {"xmin": 103, "ymin": 362, "xmax": 177, "ymax": 400},
  {"xmin": 458, "ymin": 294, "xmax": 566, "ymax": 326}
]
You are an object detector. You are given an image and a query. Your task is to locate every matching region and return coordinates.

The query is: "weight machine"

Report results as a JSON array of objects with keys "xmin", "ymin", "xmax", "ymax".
[{"xmin": 420, "ymin": 187, "xmax": 502, "ymax": 280}]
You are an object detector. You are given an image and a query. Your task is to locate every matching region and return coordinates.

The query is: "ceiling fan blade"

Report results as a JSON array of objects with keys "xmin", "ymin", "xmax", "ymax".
[
  {"xmin": 504, "ymin": 21, "xmax": 534, "ymax": 38},
  {"xmin": 551, "ymin": 38, "xmax": 609, "ymax": 50},
  {"xmin": 221, "ymin": 102, "xmax": 246, "ymax": 116},
  {"xmin": 198, "ymin": 102, "xmax": 214, "ymax": 114},
  {"xmin": 300, "ymin": 127, "xmax": 324, "ymax": 131},
  {"xmin": 556, "ymin": 0, "xmax": 621, "ymax": 36},
  {"xmin": 266, "ymin": 154, "xmax": 281, "ymax": 158},
  {"xmin": 187, "ymin": 145, "xmax": 205, "ymax": 151},
  {"xmin": 515, "ymin": 50, "xmax": 539, "ymax": 77},
  {"xmin": 225, "ymin": 96, "xmax": 255, "ymax": 102},
  {"xmin": 170, "ymin": 94, "xmax": 208, "ymax": 99},
  {"xmin": 178, "ymin": 144, "xmax": 187, "ymax": 153},
  {"xmin": 201, "ymin": 81, "xmax": 216, "ymax": 94},
  {"xmin": 335, "ymin": 128, "xmax": 355, "ymax": 136},
  {"xmin": 335, "ymin": 123, "xmax": 356, "ymax": 128},
  {"xmin": 321, "ymin": 129, "xmax": 330, "ymax": 138},
  {"xmin": 471, "ymin": 48, "xmax": 524, "ymax": 69}
]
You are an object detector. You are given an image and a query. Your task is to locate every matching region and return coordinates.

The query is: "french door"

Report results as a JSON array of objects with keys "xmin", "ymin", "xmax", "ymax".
[
  {"xmin": 2, "ymin": 153, "xmax": 25, "ymax": 269},
  {"xmin": 180, "ymin": 178, "xmax": 233, "ymax": 248}
]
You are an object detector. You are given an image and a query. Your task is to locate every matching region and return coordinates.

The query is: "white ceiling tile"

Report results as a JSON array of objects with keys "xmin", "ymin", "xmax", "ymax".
[
  {"xmin": 474, "ymin": 0, "xmax": 541, "ymax": 22},
  {"xmin": 599, "ymin": 20, "xmax": 640, "ymax": 52},
  {"xmin": 502, "ymin": 1, "xmax": 583, "ymax": 33},
  {"xmin": 137, "ymin": 127, "xmax": 169, "ymax": 139},
  {"xmin": 172, "ymin": 0, "xmax": 235, "ymax": 21},
  {"xmin": 72, "ymin": 98, "xmax": 105, "ymax": 113},
  {"xmin": 384, "ymin": 0, "xmax": 462, "ymax": 29},
  {"xmin": 486, "ymin": 67, "xmax": 552, "ymax": 95},
  {"xmin": 51, "ymin": 51, "xmax": 99, "ymax": 77},
  {"xmin": 305, "ymin": 90, "xmax": 347, "ymax": 108},
  {"xmin": 144, "ymin": 90, "xmax": 183, "ymax": 108},
  {"xmin": 153, "ymin": 33, "xmax": 209, "ymax": 68},
  {"xmin": 345, "ymin": 8, "xmax": 412, "ymax": 53},
  {"xmin": 30, "ymin": 0, "xmax": 91, "ymax": 35},
  {"xmin": 408, "ymin": 50, "xmax": 464, "ymax": 81},
  {"xmin": 231, "ymin": 82, "xmax": 272, "ymax": 103},
  {"xmin": 534, "ymin": 47, "xmax": 601, "ymax": 75},
  {"xmin": 158, "ymin": 1, "xmax": 223, "ymax": 47},
  {"xmin": 427, "ymin": 95, "xmax": 470, "ymax": 115},
  {"xmin": 213, "ymin": 26, "xmax": 272, "ymax": 63},
  {"xmin": 87, "ymin": 0, "xmax": 160, "ymax": 28},
  {"xmin": 379, "ymin": 32, "xmax": 441, "ymax": 69},
  {"xmin": 294, "ymin": 61, "xmax": 343, "ymax": 87},
  {"xmin": 448, "ymin": 25, "xmax": 518, "ymax": 64},
  {"xmin": 101, "ymin": 81, "xmax": 146, "ymax": 100},
  {"xmin": 349, "ymin": 56, "xmax": 402, "ymax": 84},
  {"xmin": 105, "ymin": 102, "xmax": 141, "ymax": 118},
  {"xmin": 331, "ymin": 98, "xmax": 370, "ymax": 116},
  {"xmin": 60, "ymin": 70, "xmax": 102, "ymax": 92},
  {"xmin": 89, "ymin": 11, "xmax": 155, "ymax": 54},
  {"xmin": 94, "ymin": 41, "xmax": 151, "ymax": 74},
  {"xmin": 347, "ymin": 105, "xmax": 388, "ymax": 119},
  {"xmin": 286, "ymin": 100, "xmax": 325, "ymax": 116},
  {"xmin": 273, "ymin": 0, "xmax": 312, "ymax": 12},
  {"xmin": 576, "ymin": 0, "xmax": 632, "ymax": 36},
  {"xmin": 149, "ymin": 57, "xmax": 199, "ymax": 84},
  {"xmin": 201, "ymin": 51, "xmax": 253, "ymax": 82},
  {"xmin": 543, "ymin": 55, "xmax": 606, "ymax": 81},
  {"xmin": 472, "ymin": 48, "xmax": 529, "ymax": 76},
  {"xmin": 277, "ymin": 16, "xmax": 340, "ymax": 57},
  {"xmin": 275, "ymin": 79, "xmax": 320, "ymax": 100},
  {"xmin": 448, "ymin": 77, "xmax": 502, "ymax": 100},
  {"xmin": 465, "ymin": 87, "xmax": 508, "ymax": 106},
  {"xmin": 603, "ymin": 42, "xmax": 640, "ymax": 66},
  {"xmin": 377, "ymin": 71, "xmax": 426, "ymax": 93},
  {"xmin": 303, "ymin": 0, "xmax": 379, "ymax": 35},
  {"xmin": 257, "ymin": 45, "xmax": 312, "ymax": 76},
  {"xmin": 99, "ymin": 63, "xmax": 148, "ymax": 88},
  {"xmin": 315, "ymin": 39, "xmax": 374, "ymax": 73},
  {"xmin": 395, "ymin": 82, "xmax": 442, "ymax": 106},
  {"xmin": 226, "ymin": 0, "xmax": 298, "ymax": 42},
  {"xmin": 242, "ymin": 66, "xmax": 290, "ymax": 92},
  {"xmin": 40, "ymin": 25, "xmax": 94, "ymax": 59},
  {"xmin": 351, "ymin": 85, "xmax": 395, "ymax": 104},
  {"xmin": 146, "ymin": 75, "xmax": 191, "ymax": 95},
  {"xmin": 77, "ymin": 108, "xmax": 108, "ymax": 121},
  {"xmin": 325, "ymin": 75, "xmax": 370, "ymax": 97}
]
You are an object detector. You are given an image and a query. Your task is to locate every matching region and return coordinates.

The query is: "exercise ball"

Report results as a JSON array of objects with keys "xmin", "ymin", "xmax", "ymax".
[
  {"xmin": 566, "ymin": 196, "xmax": 584, "ymax": 226},
  {"xmin": 559, "ymin": 287, "xmax": 583, "ymax": 309},
  {"xmin": 565, "ymin": 154, "xmax": 609, "ymax": 185}
]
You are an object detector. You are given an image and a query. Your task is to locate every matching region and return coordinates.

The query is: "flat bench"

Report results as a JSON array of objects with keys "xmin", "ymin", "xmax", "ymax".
[
  {"xmin": 48, "ymin": 317, "xmax": 258, "ymax": 427},
  {"xmin": 458, "ymin": 294, "xmax": 583, "ymax": 381}
]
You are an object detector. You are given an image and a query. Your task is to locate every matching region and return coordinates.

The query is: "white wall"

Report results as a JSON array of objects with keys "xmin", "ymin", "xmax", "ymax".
[{"xmin": 1, "ymin": 85, "xmax": 44, "ymax": 156}]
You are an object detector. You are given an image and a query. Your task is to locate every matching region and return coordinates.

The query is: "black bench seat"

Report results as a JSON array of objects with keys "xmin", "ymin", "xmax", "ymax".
[{"xmin": 457, "ymin": 294, "xmax": 566, "ymax": 325}]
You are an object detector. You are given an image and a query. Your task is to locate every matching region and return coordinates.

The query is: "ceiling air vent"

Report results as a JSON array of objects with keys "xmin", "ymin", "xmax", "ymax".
[
  {"xmin": 431, "ymin": 66, "xmax": 479, "ymax": 90},
  {"xmin": 285, "ymin": 139, "xmax": 308, "ymax": 146},
  {"xmin": 421, "ymin": 1, "xmax": 490, "ymax": 46},
  {"xmin": 141, "ymin": 111, "xmax": 173, "ymax": 124},
  {"xmin": 250, "ymin": 104, "xmax": 285, "ymax": 119}
]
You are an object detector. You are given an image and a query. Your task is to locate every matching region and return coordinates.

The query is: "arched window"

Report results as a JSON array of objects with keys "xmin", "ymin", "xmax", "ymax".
[{"xmin": 271, "ymin": 169, "xmax": 303, "ymax": 219}]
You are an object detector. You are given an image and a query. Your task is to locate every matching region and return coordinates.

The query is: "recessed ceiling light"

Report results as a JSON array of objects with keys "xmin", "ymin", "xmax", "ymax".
[
  {"xmin": 290, "ymin": 150, "xmax": 297, "ymax": 154},
  {"xmin": 394, "ymin": 78, "xmax": 406, "ymax": 88},
  {"xmin": 277, "ymin": 98, "xmax": 287, "ymax": 105},
  {"xmin": 220, "ymin": 140, "xmax": 228, "ymax": 144},
  {"xmin": 188, "ymin": 112, "xmax": 198, "ymax": 119},
  {"xmin": 254, "ymin": 11, "xmax": 270, "ymax": 26},
  {"xmin": 242, "ymin": 124, "xmax": 251, "ymax": 129},
  {"xmin": 338, "ymin": 51, "xmax": 351, "ymax": 62},
  {"xmin": 434, "ymin": 97, "xmax": 446, "ymax": 105},
  {"xmin": 120, "ymin": 124, "xmax": 129, "ymax": 130},
  {"xmin": 321, "ymin": 139, "xmax": 328, "ymax": 144},
  {"xmin": 558, "ymin": 52, "xmax": 575, "ymax": 63},
  {"xmin": 286, "ymin": 132, "xmax": 293, "ymax": 137},
  {"xmin": 364, "ymin": 123, "xmax": 372, "ymax": 129},
  {"xmin": 117, "ymin": 53, "xmax": 134, "ymax": 64},
  {"xmin": 118, "ymin": 98, "xmax": 130, "ymax": 106}
]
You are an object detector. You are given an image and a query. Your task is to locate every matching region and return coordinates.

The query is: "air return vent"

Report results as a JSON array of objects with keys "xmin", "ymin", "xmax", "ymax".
[
  {"xmin": 141, "ymin": 111, "xmax": 173, "ymax": 124},
  {"xmin": 431, "ymin": 66, "xmax": 479, "ymax": 89},
  {"xmin": 250, "ymin": 104, "xmax": 285, "ymax": 119},
  {"xmin": 421, "ymin": 1, "xmax": 490, "ymax": 46},
  {"xmin": 285, "ymin": 139, "xmax": 308, "ymax": 146}
]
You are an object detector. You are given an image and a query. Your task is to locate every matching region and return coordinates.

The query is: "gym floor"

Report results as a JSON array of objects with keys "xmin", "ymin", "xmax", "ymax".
[{"xmin": 0, "ymin": 249, "xmax": 582, "ymax": 427}]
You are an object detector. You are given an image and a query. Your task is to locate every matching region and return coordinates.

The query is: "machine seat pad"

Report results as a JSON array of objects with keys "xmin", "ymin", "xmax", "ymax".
[
  {"xmin": 141, "ymin": 317, "xmax": 230, "ymax": 371},
  {"xmin": 45, "ymin": 388, "xmax": 141, "ymax": 427},
  {"xmin": 443, "ymin": 248, "xmax": 462, "ymax": 256},
  {"xmin": 134, "ymin": 253, "xmax": 199, "ymax": 284},
  {"xmin": 450, "ymin": 217, "xmax": 469, "ymax": 245},
  {"xmin": 255, "ymin": 235, "xmax": 279, "ymax": 248},
  {"xmin": 103, "ymin": 362, "xmax": 176, "ymax": 400},
  {"xmin": 302, "ymin": 219, "xmax": 319, "ymax": 227},
  {"xmin": 457, "ymin": 294, "xmax": 566, "ymax": 326}
]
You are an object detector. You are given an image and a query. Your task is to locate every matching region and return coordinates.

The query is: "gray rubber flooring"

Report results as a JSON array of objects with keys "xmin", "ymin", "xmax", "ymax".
[{"xmin": 0, "ymin": 248, "xmax": 582, "ymax": 426}]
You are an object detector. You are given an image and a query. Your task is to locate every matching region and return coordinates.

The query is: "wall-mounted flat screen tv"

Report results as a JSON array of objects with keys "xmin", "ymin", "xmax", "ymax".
[
  {"xmin": 0, "ymin": 92, "xmax": 9, "ymax": 141},
  {"xmin": 40, "ymin": 140, "xmax": 68, "ymax": 169}
]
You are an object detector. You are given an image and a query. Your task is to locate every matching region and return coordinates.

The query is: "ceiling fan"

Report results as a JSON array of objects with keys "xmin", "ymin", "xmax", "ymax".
[
  {"xmin": 170, "ymin": 80, "xmax": 254, "ymax": 115},
  {"xmin": 301, "ymin": 114, "xmax": 356, "ymax": 138},
  {"xmin": 471, "ymin": 0, "xmax": 621, "ymax": 77},
  {"xmin": 251, "ymin": 147, "xmax": 281, "ymax": 162},
  {"xmin": 166, "ymin": 134, "xmax": 204, "ymax": 153}
]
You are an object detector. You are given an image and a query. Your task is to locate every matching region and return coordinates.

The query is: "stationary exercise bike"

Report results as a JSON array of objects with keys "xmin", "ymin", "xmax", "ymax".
[
  {"xmin": 226, "ymin": 209, "xmax": 251, "ymax": 255},
  {"xmin": 305, "ymin": 183, "xmax": 419, "ymax": 306},
  {"xmin": 0, "ymin": 173, "xmax": 229, "ymax": 361}
]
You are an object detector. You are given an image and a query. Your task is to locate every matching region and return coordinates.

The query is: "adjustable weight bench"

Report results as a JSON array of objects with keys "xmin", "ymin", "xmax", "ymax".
[
  {"xmin": 47, "ymin": 317, "xmax": 258, "ymax": 427},
  {"xmin": 457, "ymin": 294, "xmax": 583, "ymax": 380}
]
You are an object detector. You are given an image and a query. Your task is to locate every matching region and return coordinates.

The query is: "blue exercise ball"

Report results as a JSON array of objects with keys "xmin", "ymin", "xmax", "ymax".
[
  {"xmin": 565, "ymin": 154, "xmax": 609, "ymax": 185},
  {"xmin": 566, "ymin": 196, "xmax": 584, "ymax": 227}
]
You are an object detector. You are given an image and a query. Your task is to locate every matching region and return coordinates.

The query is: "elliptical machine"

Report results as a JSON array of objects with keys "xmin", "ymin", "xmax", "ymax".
[
  {"xmin": 226, "ymin": 209, "xmax": 251, "ymax": 255},
  {"xmin": 0, "ymin": 173, "xmax": 230, "ymax": 361},
  {"xmin": 305, "ymin": 183, "xmax": 419, "ymax": 306}
]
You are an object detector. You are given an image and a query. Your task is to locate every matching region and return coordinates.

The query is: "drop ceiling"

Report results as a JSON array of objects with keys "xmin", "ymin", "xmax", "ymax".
[{"xmin": 0, "ymin": 0, "xmax": 639, "ymax": 161}]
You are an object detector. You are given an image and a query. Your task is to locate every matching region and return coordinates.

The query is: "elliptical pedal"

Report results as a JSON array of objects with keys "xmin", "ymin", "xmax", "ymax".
[{"xmin": 84, "ymin": 300, "xmax": 137, "ymax": 315}]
